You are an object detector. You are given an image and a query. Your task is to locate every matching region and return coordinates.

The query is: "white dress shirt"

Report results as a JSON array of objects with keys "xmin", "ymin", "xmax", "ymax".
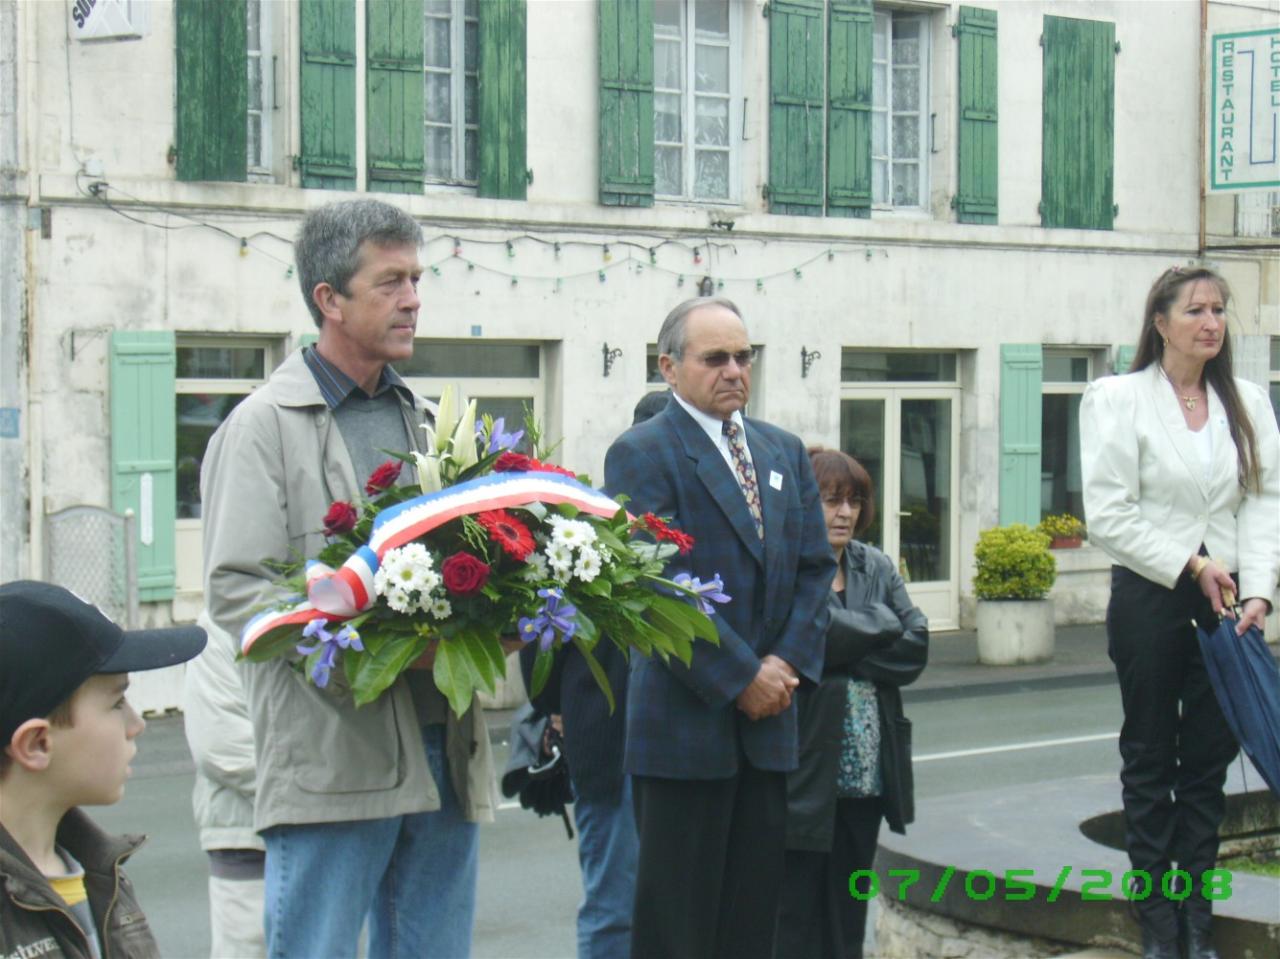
[{"xmin": 670, "ymin": 391, "xmax": 754, "ymax": 475}]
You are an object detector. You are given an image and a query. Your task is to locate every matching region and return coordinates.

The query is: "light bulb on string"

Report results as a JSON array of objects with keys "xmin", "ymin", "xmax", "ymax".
[
  {"xmin": 553, "ymin": 242, "xmax": 561, "ymax": 258},
  {"xmin": 511, "ymin": 276, "xmax": 519, "ymax": 287},
  {"xmin": 755, "ymin": 278, "xmax": 763, "ymax": 292},
  {"xmin": 603, "ymin": 245, "xmax": 612, "ymax": 263},
  {"xmin": 649, "ymin": 247, "xmax": 657, "ymax": 265},
  {"xmin": 827, "ymin": 249, "xmax": 834, "ymax": 261},
  {"xmin": 693, "ymin": 248, "xmax": 702, "ymax": 266},
  {"xmin": 794, "ymin": 268, "xmax": 803, "ymax": 279},
  {"xmin": 430, "ymin": 266, "xmax": 442, "ymax": 277},
  {"xmin": 453, "ymin": 238, "xmax": 462, "ymax": 257},
  {"xmin": 239, "ymin": 238, "xmax": 249, "ymax": 258},
  {"xmin": 598, "ymin": 270, "xmax": 607, "ymax": 283},
  {"xmin": 506, "ymin": 241, "xmax": 515, "ymax": 258},
  {"xmin": 677, "ymin": 275, "xmax": 685, "ymax": 287}
]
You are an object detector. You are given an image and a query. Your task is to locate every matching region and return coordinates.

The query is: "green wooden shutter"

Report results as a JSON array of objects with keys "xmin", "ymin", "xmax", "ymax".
[
  {"xmin": 366, "ymin": 0, "xmax": 424, "ymax": 194},
  {"xmin": 1114, "ymin": 344, "xmax": 1136, "ymax": 374},
  {"xmin": 300, "ymin": 0, "xmax": 357, "ymax": 190},
  {"xmin": 956, "ymin": 6, "xmax": 997, "ymax": 224},
  {"xmin": 299, "ymin": 333, "xmax": 319, "ymax": 350},
  {"xmin": 599, "ymin": 0, "xmax": 654, "ymax": 207},
  {"xmin": 175, "ymin": 0, "xmax": 247, "ymax": 182},
  {"xmin": 110, "ymin": 332, "xmax": 177, "ymax": 602},
  {"xmin": 826, "ymin": 0, "xmax": 872, "ymax": 218},
  {"xmin": 1041, "ymin": 15, "xmax": 1115, "ymax": 230},
  {"xmin": 999, "ymin": 344, "xmax": 1043, "ymax": 527},
  {"xmin": 478, "ymin": 0, "xmax": 528, "ymax": 199},
  {"xmin": 768, "ymin": 0, "xmax": 825, "ymax": 215}
]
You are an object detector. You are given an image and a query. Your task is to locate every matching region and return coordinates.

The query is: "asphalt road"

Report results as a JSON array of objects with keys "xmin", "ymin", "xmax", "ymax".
[{"xmin": 90, "ymin": 676, "xmax": 1128, "ymax": 958}]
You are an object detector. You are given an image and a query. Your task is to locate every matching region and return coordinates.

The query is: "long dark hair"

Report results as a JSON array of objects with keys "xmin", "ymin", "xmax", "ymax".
[{"xmin": 1130, "ymin": 266, "xmax": 1260, "ymax": 492}]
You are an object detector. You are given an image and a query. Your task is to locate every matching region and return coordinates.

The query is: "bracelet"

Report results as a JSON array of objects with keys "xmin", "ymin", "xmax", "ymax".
[{"xmin": 1188, "ymin": 556, "xmax": 1211, "ymax": 581}]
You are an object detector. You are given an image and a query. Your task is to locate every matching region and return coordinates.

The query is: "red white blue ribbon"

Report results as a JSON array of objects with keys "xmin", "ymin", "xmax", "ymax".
[{"xmin": 241, "ymin": 471, "xmax": 622, "ymax": 654}]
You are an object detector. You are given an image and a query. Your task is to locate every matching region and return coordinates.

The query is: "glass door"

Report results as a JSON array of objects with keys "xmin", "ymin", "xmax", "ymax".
[{"xmin": 839, "ymin": 388, "xmax": 959, "ymax": 629}]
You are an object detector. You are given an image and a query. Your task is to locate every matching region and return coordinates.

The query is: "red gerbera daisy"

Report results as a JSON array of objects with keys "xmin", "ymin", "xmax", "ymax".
[{"xmin": 476, "ymin": 509, "xmax": 536, "ymax": 561}]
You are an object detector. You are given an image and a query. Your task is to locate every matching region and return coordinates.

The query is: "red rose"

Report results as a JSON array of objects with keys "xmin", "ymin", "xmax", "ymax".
[
  {"xmin": 441, "ymin": 552, "xmax": 491, "ymax": 596},
  {"xmin": 365, "ymin": 460, "xmax": 402, "ymax": 495},
  {"xmin": 322, "ymin": 501, "xmax": 359, "ymax": 537},
  {"xmin": 534, "ymin": 460, "xmax": 577, "ymax": 478},
  {"xmin": 493, "ymin": 451, "xmax": 535, "ymax": 472}
]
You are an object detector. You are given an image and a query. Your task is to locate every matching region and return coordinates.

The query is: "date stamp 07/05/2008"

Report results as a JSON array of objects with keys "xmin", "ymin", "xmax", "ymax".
[{"xmin": 848, "ymin": 867, "xmax": 1234, "ymax": 903}]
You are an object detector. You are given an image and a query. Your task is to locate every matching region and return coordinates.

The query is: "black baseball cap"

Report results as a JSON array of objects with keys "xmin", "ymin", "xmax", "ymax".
[{"xmin": 0, "ymin": 580, "xmax": 207, "ymax": 746}]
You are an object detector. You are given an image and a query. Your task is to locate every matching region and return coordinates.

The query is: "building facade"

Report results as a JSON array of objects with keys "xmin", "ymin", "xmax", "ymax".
[{"xmin": 2, "ymin": 0, "xmax": 1277, "ymax": 670}]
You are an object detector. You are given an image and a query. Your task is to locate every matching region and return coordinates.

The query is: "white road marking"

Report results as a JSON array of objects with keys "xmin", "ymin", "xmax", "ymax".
[{"xmin": 916, "ymin": 731, "xmax": 1119, "ymax": 762}]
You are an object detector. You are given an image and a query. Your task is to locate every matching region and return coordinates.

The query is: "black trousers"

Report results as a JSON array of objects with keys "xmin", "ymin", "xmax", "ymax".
[
  {"xmin": 1106, "ymin": 566, "xmax": 1238, "ymax": 938},
  {"xmin": 775, "ymin": 797, "xmax": 883, "ymax": 959},
  {"xmin": 631, "ymin": 765, "xmax": 787, "ymax": 959}
]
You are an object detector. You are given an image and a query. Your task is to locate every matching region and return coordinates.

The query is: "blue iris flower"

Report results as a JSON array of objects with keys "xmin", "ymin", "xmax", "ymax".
[
  {"xmin": 672, "ymin": 573, "xmax": 732, "ymax": 616},
  {"xmin": 482, "ymin": 416, "xmax": 526, "ymax": 454},
  {"xmin": 296, "ymin": 619, "xmax": 363, "ymax": 688},
  {"xmin": 517, "ymin": 587, "xmax": 579, "ymax": 652}
]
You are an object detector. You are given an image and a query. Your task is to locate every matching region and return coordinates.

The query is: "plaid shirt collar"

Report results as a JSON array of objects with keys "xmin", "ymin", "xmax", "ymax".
[{"xmin": 302, "ymin": 345, "xmax": 413, "ymax": 411}]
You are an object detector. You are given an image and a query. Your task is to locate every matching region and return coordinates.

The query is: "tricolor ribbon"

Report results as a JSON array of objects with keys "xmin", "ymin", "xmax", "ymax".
[{"xmin": 241, "ymin": 471, "xmax": 623, "ymax": 655}]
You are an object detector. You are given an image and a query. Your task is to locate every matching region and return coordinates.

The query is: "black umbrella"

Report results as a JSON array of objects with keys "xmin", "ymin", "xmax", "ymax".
[
  {"xmin": 501, "ymin": 703, "xmax": 575, "ymax": 838},
  {"xmin": 1195, "ymin": 598, "xmax": 1280, "ymax": 798}
]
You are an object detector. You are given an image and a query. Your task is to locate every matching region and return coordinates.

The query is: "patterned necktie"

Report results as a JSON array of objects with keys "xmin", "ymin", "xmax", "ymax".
[{"xmin": 723, "ymin": 420, "xmax": 764, "ymax": 539}]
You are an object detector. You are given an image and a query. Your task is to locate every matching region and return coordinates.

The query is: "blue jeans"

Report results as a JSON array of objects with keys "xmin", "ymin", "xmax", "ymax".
[
  {"xmin": 573, "ymin": 776, "xmax": 639, "ymax": 959},
  {"xmin": 262, "ymin": 724, "xmax": 479, "ymax": 958}
]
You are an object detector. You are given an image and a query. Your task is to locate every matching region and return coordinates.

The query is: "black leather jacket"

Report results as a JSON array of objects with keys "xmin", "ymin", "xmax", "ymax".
[
  {"xmin": 1, "ymin": 809, "xmax": 159, "ymax": 959},
  {"xmin": 785, "ymin": 540, "xmax": 929, "ymax": 851}
]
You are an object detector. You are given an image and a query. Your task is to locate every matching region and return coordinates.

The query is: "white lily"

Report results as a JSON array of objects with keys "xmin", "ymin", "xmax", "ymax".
[
  {"xmin": 450, "ymin": 398, "xmax": 479, "ymax": 471},
  {"xmin": 412, "ymin": 451, "xmax": 443, "ymax": 493},
  {"xmin": 433, "ymin": 387, "xmax": 458, "ymax": 455}
]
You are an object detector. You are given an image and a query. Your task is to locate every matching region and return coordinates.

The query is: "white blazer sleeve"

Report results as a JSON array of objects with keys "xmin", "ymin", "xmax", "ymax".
[
  {"xmin": 1235, "ymin": 382, "xmax": 1280, "ymax": 605},
  {"xmin": 1080, "ymin": 378, "xmax": 1191, "ymax": 587}
]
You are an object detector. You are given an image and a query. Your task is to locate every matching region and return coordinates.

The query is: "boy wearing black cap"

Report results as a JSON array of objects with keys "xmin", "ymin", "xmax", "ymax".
[{"xmin": 0, "ymin": 580, "xmax": 206, "ymax": 959}]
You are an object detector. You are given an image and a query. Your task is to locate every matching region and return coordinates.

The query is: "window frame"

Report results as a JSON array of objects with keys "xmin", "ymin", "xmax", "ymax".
[
  {"xmin": 400, "ymin": 339, "xmax": 546, "ymax": 426},
  {"xmin": 424, "ymin": 0, "xmax": 479, "ymax": 188},
  {"xmin": 1039, "ymin": 348, "xmax": 1100, "ymax": 523},
  {"xmin": 870, "ymin": 7, "xmax": 930, "ymax": 212},
  {"xmin": 246, "ymin": 0, "xmax": 274, "ymax": 179},
  {"xmin": 653, "ymin": 0, "xmax": 742, "ymax": 204}
]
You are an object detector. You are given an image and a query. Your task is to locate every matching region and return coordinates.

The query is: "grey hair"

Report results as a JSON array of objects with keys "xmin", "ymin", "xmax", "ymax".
[
  {"xmin": 295, "ymin": 199, "xmax": 423, "ymax": 327},
  {"xmin": 656, "ymin": 296, "xmax": 746, "ymax": 359}
]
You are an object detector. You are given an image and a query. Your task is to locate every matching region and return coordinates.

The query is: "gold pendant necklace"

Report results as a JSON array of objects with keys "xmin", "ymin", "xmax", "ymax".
[
  {"xmin": 1181, "ymin": 394, "xmax": 1198, "ymax": 411},
  {"xmin": 1160, "ymin": 366, "xmax": 1202, "ymax": 412}
]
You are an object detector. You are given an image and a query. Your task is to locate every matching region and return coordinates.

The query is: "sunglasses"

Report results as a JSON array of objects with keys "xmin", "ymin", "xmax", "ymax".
[{"xmin": 697, "ymin": 349, "xmax": 757, "ymax": 369}]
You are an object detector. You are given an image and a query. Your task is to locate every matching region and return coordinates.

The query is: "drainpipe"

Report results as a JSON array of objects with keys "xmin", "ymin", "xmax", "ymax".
[{"xmin": 1198, "ymin": 0, "xmax": 1207, "ymax": 258}]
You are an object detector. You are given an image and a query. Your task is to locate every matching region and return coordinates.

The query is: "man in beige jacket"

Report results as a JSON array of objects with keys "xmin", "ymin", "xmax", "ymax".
[{"xmin": 201, "ymin": 198, "xmax": 494, "ymax": 958}]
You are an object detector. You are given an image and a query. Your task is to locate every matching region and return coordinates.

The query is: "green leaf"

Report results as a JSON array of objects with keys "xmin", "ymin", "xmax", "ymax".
[
  {"xmin": 648, "ymin": 594, "xmax": 719, "ymax": 644},
  {"xmin": 530, "ymin": 647, "xmax": 554, "ymax": 697},
  {"xmin": 456, "ymin": 630, "xmax": 497, "ymax": 694},
  {"xmin": 349, "ymin": 633, "xmax": 429, "ymax": 707},
  {"xmin": 572, "ymin": 634, "xmax": 616, "ymax": 715},
  {"xmin": 433, "ymin": 639, "xmax": 479, "ymax": 717}
]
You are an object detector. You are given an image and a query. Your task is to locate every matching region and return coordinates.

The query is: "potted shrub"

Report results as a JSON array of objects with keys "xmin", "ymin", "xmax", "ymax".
[
  {"xmin": 1038, "ymin": 513, "xmax": 1086, "ymax": 549},
  {"xmin": 973, "ymin": 524, "xmax": 1057, "ymax": 664}
]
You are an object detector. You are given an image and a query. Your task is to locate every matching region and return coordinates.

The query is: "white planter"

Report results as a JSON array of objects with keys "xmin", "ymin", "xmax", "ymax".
[{"xmin": 975, "ymin": 599, "xmax": 1054, "ymax": 665}]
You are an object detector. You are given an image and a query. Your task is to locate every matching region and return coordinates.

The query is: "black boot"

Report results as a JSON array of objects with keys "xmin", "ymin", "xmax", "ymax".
[
  {"xmin": 1140, "ymin": 927, "xmax": 1179, "ymax": 959},
  {"xmin": 1178, "ymin": 905, "xmax": 1221, "ymax": 959}
]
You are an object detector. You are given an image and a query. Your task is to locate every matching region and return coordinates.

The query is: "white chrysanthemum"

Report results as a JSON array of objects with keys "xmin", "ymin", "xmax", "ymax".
[
  {"xmin": 375, "ymin": 543, "xmax": 435, "ymax": 597},
  {"xmin": 383, "ymin": 585, "xmax": 418, "ymax": 614},
  {"xmin": 545, "ymin": 541, "xmax": 574, "ymax": 574},
  {"xmin": 550, "ymin": 517, "xmax": 596, "ymax": 550},
  {"xmin": 523, "ymin": 552, "xmax": 550, "ymax": 582},
  {"xmin": 573, "ymin": 546, "xmax": 602, "ymax": 583},
  {"xmin": 429, "ymin": 597, "xmax": 453, "ymax": 620}
]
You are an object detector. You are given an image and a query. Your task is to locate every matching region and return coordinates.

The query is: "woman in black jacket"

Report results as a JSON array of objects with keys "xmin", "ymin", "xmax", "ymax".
[{"xmin": 776, "ymin": 448, "xmax": 929, "ymax": 959}]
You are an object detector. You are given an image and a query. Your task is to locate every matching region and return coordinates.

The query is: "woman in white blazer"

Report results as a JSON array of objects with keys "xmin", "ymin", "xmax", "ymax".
[{"xmin": 1080, "ymin": 266, "xmax": 1280, "ymax": 959}]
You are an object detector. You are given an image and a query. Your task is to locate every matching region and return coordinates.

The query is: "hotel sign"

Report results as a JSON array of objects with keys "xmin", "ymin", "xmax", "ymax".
[{"xmin": 1210, "ymin": 29, "xmax": 1280, "ymax": 191}]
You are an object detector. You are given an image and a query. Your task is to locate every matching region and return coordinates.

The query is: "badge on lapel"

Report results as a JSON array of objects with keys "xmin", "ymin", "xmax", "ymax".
[{"xmin": 769, "ymin": 471, "xmax": 783, "ymax": 491}]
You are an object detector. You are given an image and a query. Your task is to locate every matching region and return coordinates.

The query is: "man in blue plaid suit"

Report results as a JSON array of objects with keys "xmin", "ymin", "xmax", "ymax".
[{"xmin": 604, "ymin": 297, "xmax": 835, "ymax": 959}]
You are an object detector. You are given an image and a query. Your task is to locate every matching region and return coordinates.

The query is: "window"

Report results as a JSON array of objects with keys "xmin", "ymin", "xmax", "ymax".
[
  {"xmin": 871, "ymin": 10, "xmax": 928, "ymax": 209},
  {"xmin": 653, "ymin": 0, "xmax": 737, "ymax": 201},
  {"xmin": 424, "ymin": 0, "xmax": 479, "ymax": 184},
  {"xmin": 175, "ymin": 339, "xmax": 275, "ymax": 519},
  {"xmin": 1270, "ymin": 338, "xmax": 1280, "ymax": 424},
  {"xmin": 841, "ymin": 351, "xmax": 956, "ymax": 383},
  {"xmin": 1041, "ymin": 15, "xmax": 1115, "ymax": 229},
  {"xmin": 246, "ymin": 0, "xmax": 273, "ymax": 176},
  {"xmin": 1040, "ymin": 351, "xmax": 1091, "ymax": 522},
  {"xmin": 400, "ymin": 340, "xmax": 543, "ymax": 444},
  {"xmin": 1235, "ymin": 190, "xmax": 1280, "ymax": 238}
]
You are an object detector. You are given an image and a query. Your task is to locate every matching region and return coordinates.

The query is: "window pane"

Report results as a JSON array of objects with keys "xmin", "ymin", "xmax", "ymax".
[
  {"xmin": 425, "ymin": 16, "xmax": 451, "ymax": 68},
  {"xmin": 247, "ymin": 0, "xmax": 260, "ymax": 47},
  {"xmin": 655, "ymin": 38, "xmax": 682, "ymax": 91},
  {"xmin": 1270, "ymin": 338, "xmax": 1280, "ymax": 370},
  {"xmin": 892, "ymin": 162, "xmax": 918, "ymax": 206},
  {"xmin": 892, "ymin": 67, "xmax": 919, "ymax": 111},
  {"xmin": 900, "ymin": 399, "xmax": 951, "ymax": 581},
  {"xmin": 1041, "ymin": 393, "xmax": 1084, "ymax": 521},
  {"xmin": 401, "ymin": 342, "xmax": 540, "ymax": 378},
  {"xmin": 176, "ymin": 395, "xmax": 249, "ymax": 518},
  {"xmin": 654, "ymin": 0, "xmax": 681, "ymax": 33},
  {"xmin": 1043, "ymin": 355, "xmax": 1089, "ymax": 383},
  {"xmin": 646, "ymin": 345, "xmax": 664, "ymax": 384},
  {"xmin": 463, "ymin": 0, "xmax": 477, "ymax": 16},
  {"xmin": 694, "ymin": 96, "xmax": 728, "ymax": 146},
  {"xmin": 839, "ymin": 399, "xmax": 886, "ymax": 550},
  {"xmin": 694, "ymin": 149, "xmax": 728, "ymax": 199},
  {"xmin": 695, "ymin": 0, "xmax": 729, "ymax": 40},
  {"xmin": 872, "ymin": 63, "xmax": 887, "ymax": 109},
  {"xmin": 892, "ymin": 115, "xmax": 919, "ymax": 159},
  {"xmin": 464, "ymin": 129, "xmax": 477, "ymax": 183},
  {"xmin": 655, "ymin": 93, "xmax": 682, "ymax": 143},
  {"xmin": 695, "ymin": 43, "xmax": 728, "ymax": 94},
  {"xmin": 424, "ymin": 0, "xmax": 451, "ymax": 13},
  {"xmin": 655, "ymin": 146, "xmax": 682, "ymax": 195},
  {"xmin": 841, "ymin": 351, "xmax": 956, "ymax": 383},
  {"xmin": 871, "ymin": 110, "xmax": 887, "ymax": 154},
  {"xmin": 248, "ymin": 57, "xmax": 263, "ymax": 111},
  {"xmin": 425, "ymin": 73, "xmax": 452, "ymax": 123},
  {"xmin": 248, "ymin": 115, "xmax": 262, "ymax": 168},
  {"xmin": 873, "ymin": 15, "xmax": 888, "ymax": 59},
  {"xmin": 892, "ymin": 19, "xmax": 920, "ymax": 65},
  {"xmin": 872, "ymin": 159, "xmax": 889, "ymax": 204},
  {"xmin": 177, "ymin": 346, "xmax": 264, "ymax": 379},
  {"xmin": 464, "ymin": 19, "xmax": 478, "ymax": 68},
  {"xmin": 1270, "ymin": 383, "xmax": 1280, "ymax": 426},
  {"xmin": 464, "ymin": 74, "xmax": 477, "ymax": 125},
  {"xmin": 426, "ymin": 127, "xmax": 452, "ymax": 178}
]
